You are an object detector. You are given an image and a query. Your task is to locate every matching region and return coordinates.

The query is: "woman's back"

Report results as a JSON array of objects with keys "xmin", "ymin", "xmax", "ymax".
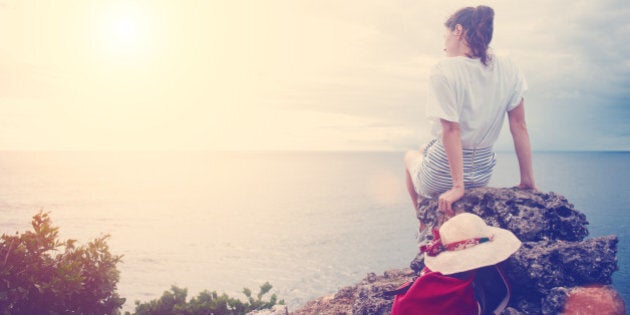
[{"xmin": 426, "ymin": 55, "xmax": 527, "ymax": 149}]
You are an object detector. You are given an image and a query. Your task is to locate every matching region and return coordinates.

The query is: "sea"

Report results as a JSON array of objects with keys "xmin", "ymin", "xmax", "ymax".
[{"xmin": 0, "ymin": 151, "xmax": 628, "ymax": 312}]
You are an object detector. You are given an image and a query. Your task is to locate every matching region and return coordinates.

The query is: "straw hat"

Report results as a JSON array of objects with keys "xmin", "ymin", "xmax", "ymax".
[{"xmin": 423, "ymin": 213, "xmax": 521, "ymax": 275}]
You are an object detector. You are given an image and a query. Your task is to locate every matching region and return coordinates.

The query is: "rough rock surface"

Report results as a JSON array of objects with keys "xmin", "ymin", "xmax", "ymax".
[
  {"xmin": 291, "ymin": 187, "xmax": 623, "ymax": 315},
  {"xmin": 291, "ymin": 269, "xmax": 414, "ymax": 315},
  {"xmin": 247, "ymin": 305, "xmax": 290, "ymax": 315},
  {"xmin": 545, "ymin": 285, "xmax": 627, "ymax": 314},
  {"xmin": 416, "ymin": 186, "xmax": 589, "ymax": 243}
]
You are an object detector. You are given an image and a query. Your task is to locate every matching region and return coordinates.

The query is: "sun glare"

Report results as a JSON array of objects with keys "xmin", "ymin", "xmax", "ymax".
[
  {"xmin": 111, "ymin": 15, "xmax": 139, "ymax": 46},
  {"xmin": 94, "ymin": 2, "xmax": 152, "ymax": 58}
]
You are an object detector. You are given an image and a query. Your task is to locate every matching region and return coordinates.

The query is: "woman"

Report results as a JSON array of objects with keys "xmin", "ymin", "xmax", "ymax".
[{"xmin": 404, "ymin": 5, "xmax": 537, "ymax": 221}]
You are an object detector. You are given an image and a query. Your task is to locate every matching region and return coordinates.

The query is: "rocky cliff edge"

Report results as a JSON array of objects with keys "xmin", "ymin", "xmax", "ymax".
[{"xmin": 289, "ymin": 187, "xmax": 625, "ymax": 315}]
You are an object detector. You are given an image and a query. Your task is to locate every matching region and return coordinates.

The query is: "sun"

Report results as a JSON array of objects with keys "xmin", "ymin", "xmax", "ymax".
[
  {"xmin": 93, "ymin": 2, "xmax": 153, "ymax": 58},
  {"xmin": 111, "ymin": 15, "xmax": 140, "ymax": 47}
]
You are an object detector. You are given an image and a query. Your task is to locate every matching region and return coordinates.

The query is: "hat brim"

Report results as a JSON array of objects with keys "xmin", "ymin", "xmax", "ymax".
[{"xmin": 424, "ymin": 226, "xmax": 522, "ymax": 275}]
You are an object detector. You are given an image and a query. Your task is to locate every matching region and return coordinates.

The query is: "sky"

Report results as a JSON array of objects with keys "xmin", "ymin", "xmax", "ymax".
[{"xmin": 0, "ymin": 0, "xmax": 628, "ymax": 151}]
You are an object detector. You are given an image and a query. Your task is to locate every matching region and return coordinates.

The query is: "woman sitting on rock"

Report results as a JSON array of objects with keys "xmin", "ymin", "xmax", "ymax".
[{"xmin": 404, "ymin": 5, "xmax": 537, "ymax": 238}]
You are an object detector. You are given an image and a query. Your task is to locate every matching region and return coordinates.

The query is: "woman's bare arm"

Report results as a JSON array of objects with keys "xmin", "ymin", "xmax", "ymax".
[
  {"xmin": 508, "ymin": 99, "xmax": 537, "ymax": 189},
  {"xmin": 439, "ymin": 119, "xmax": 464, "ymax": 215}
]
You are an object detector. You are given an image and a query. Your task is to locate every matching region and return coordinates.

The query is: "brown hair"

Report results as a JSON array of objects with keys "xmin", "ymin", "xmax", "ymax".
[{"xmin": 445, "ymin": 6, "xmax": 494, "ymax": 66}]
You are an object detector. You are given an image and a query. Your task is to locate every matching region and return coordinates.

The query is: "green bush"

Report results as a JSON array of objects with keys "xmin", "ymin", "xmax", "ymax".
[
  {"xmin": 129, "ymin": 282, "xmax": 284, "ymax": 315},
  {"xmin": 0, "ymin": 211, "xmax": 125, "ymax": 314},
  {"xmin": 0, "ymin": 212, "xmax": 283, "ymax": 315}
]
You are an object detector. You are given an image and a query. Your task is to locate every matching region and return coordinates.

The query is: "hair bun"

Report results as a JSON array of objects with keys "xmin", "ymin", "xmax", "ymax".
[
  {"xmin": 472, "ymin": 6, "xmax": 494, "ymax": 28},
  {"xmin": 445, "ymin": 6, "xmax": 495, "ymax": 66},
  {"xmin": 471, "ymin": 5, "xmax": 494, "ymax": 48}
]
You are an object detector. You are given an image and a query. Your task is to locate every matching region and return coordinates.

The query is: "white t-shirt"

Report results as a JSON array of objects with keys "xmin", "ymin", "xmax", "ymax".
[{"xmin": 425, "ymin": 55, "xmax": 527, "ymax": 149}]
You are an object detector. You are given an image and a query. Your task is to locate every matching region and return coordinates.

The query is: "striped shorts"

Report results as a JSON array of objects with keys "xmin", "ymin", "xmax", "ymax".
[{"xmin": 410, "ymin": 139, "xmax": 496, "ymax": 198}]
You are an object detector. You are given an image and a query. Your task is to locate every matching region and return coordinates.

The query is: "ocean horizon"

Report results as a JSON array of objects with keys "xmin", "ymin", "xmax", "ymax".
[{"xmin": 0, "ymin": 150, "xmax": 627, "ymax": 312}]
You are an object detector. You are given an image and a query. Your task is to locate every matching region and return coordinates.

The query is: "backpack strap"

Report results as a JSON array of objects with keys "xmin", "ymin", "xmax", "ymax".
[
  {"xmin": 382, "ymin": 281, "xmax": 414, "ymax": 297},
  {"xmin": 473, "ymin": 265, "xmax": 511, "ymax": 315},
  {"xmin": 382, "ymin": 267, "xmax": 429, "ymax": 298}
]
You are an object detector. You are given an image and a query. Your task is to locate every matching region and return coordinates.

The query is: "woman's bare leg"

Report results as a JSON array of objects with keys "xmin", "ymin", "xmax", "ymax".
[
  {"xmin": 404, "ymin": 148, "xmax": 425, "ymax": 210},
  {"xmin": 405, "ymin": 147, "xmax": 430, "ymax": 248},
  {"xmin": 405, "ymin": 166, "xmax": 419, "ymax": 209}
]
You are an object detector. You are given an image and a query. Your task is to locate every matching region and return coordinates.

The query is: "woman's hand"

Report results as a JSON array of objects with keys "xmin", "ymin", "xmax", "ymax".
[
  {"xmin": 438, "ymin": 185, "xmax": 464, "ymax": 216},
  {"xmin": 516, "ymin": 182, "xmax": 538, "ymax": 191}
]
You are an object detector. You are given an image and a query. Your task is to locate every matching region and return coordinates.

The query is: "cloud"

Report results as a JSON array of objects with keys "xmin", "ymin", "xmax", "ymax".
[
  {"xmin": 245, "ymin": 0, "xmax": 630, "ymax": 151},
  {"xmin": 534, "ymin": 0, "xmax": 630, "ymax": 97},
  {"xmin": 0, "ymin": 0, "xmax": 628, "ymax": 151},
  {"xmin": 514, "ymin": 0, "xmax": 630, "ymax": 151}
]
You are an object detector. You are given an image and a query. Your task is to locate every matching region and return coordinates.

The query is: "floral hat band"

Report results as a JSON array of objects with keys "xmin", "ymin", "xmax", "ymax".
[{"xmin": 420, "ymin": 229, "xmax": 495, "ymax": 257}]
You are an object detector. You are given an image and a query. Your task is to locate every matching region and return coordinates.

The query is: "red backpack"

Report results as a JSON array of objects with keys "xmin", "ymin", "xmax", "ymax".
[
  {"xmin": 390, "ymin": 265, "xmax": 510, "ymax": 315},
  {"xmin": 391, "ymin": 269, "xmax": 478, "ymax": 315}
]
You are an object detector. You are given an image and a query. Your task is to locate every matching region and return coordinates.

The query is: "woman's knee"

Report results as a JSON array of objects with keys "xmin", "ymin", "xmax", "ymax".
[{"xmin": 404, "ymin": 150, "xmax": 422, "ymax": 170}]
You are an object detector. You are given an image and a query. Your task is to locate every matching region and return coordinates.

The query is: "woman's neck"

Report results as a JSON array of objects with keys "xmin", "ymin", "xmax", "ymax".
[{"xmin": 456, "ymin": 44, "xmax": 472, "ymax": 58}]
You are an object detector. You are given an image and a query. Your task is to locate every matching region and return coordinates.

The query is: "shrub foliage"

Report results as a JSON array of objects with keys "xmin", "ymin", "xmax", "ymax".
[
  {"xmin": 130, "ymin": 282, "xmax": 283, "ymax": 315},
  {"xmin": 0, "ymin": 212, "xmax": 282, "ymax": 315},
  {"xmin": 0, "ymin": 211, "xmax": 125, "ymax": 314}
]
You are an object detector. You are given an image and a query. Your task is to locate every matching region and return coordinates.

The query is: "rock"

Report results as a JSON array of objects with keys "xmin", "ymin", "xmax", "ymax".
[
  {"xmin": 563, "ymin": 285, "xmax": 626, "ymax": 314},
  {"xmin": 247, "ymin": 305, "xmax": 289, "ymax": 315},
  {"xmin": 353, "ymin": 269, "xmax": 417, "ymax": 314},
  {"xmin": 416, "ymin": 187, "xmax": 589, "ymax": 243},
  {"xmin": 291, "ymin": 187, "xmax": 622, "ymax": 315},
  {"xmin": 507, "ymin": 237, "xmax": 618, "ymax": 296},
  {"xmin": 543, "ymin": 285, "xmax": 626, "ymax": 315},
  {"xmin": 291, "ymin": 269, "xmax": 414, "ymax": 315},
  {"xmin": 291, "ymin": 289, "xmax": 353, "ymax": 314}
]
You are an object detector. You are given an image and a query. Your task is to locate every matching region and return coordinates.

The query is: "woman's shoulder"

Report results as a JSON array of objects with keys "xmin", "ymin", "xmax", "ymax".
[
  {"xmin": 430, "ymin": 57, "xmax": 470, "ymax": 78},
  {"xmin": 490, "ymin": 54, "xmax": 521, "ymax": 72},
  {"xmin": 432, "ymin": 57, "xmax": 469, "ymax": 70},
  {"xmin": 432, "ymin": 54, "xmax": 520, "ymax": 69}
]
